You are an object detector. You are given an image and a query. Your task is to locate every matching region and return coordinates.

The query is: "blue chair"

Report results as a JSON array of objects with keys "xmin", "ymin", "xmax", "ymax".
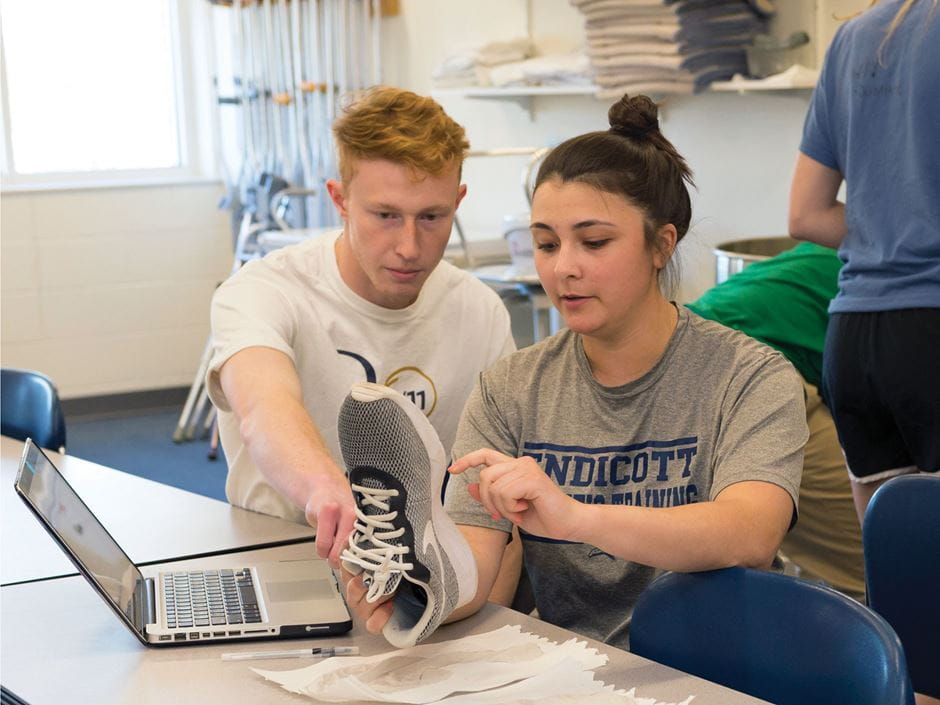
[
  {"xmin": 864, "ymin": 474, "xmax": 940, "ymax": 699},
  {"xmin": 1, "ymin": 368, "xmax": 67, "ymax": 453},
  {"xmin": 630, "ymin": 567, "xmax": 913, "ymax": 705}
]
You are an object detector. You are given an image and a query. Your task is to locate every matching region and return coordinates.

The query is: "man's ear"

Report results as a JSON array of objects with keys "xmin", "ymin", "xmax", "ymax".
[
  {"xmin": 326, "ymin": 179, "xmax": 347, "ymax": 219},
  {"xmin": 455, "ymin": 183, "xmax": 468, "ymax": 210}
]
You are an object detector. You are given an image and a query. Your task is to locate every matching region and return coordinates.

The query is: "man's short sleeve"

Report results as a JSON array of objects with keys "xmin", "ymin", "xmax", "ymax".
[
  {"xmin": 444, "ymin": 368, "xmax": 516, "ymax": 534},
  {"xmin": 205, "ymin": 273, "xmax": 298, "ymax": 412},
  {"xmin": 493, "ymin": 308, "xmax": 517, "ymax": 362}
]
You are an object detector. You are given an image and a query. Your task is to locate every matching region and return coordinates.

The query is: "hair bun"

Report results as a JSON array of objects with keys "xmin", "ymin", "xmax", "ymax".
[{"xmin": 608, "ymin": 94, "xmax": 660, "ymax": 139}]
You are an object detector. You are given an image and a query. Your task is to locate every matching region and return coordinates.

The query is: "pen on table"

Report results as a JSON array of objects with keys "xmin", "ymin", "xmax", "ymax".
[{"xmin": 221, "ymin": 646, "xmax": 360, "ymax": 661}]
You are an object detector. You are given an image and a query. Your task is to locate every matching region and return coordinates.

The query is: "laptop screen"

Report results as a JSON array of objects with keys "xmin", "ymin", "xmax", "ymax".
[{"xmin": 15, "ymin": 440, "xmax": 142, "ymax": 623}]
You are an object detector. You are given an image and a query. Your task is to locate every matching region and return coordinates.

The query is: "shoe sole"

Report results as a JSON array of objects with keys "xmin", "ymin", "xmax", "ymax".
[{"xmin": 348, "ymin": 382, "xmax": 478, "ymax": 610}]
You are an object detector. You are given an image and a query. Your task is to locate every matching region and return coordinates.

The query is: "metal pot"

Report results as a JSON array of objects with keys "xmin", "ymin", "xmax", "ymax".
[{"xmin": 712, "ymin": 236, "xmax": 799, "ymax": 284}]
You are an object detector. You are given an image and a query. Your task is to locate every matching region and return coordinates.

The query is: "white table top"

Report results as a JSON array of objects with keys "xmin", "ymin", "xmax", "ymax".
[
  {"xmin": 1, "ymin": 542, "xmax": 769, "ymax": 705},
  {"xmin": 1, "ymin": 436, "xmax": 314, "ymax": 585}
]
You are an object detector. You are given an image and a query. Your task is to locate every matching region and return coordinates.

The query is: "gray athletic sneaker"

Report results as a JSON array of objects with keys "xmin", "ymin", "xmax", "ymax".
[{"xmin": 338, "ymin": 382, "xmax": 478, "ymax": 649}]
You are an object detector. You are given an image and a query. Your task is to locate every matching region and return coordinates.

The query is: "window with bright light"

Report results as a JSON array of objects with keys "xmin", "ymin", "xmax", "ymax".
[{"xmin": 0, "ymin": 0, "xmax": 186, "ymax": 179}]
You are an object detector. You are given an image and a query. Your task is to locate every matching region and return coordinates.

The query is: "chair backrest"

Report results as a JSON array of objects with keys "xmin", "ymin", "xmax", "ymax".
[
  {"xmin": 630, "ymin": 567, "xmax": 914, "ymax": 705},
  {"xmin": 1, "ymin": 367, "xmax": 67, "ymax": 452},
  {"xmin": 864, "ymin": 474, "xmax": 940, "ymax": 698}
]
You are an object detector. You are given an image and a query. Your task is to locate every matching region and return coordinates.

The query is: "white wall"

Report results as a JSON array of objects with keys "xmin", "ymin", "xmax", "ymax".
[
  {"xmin": 0, "ymin": 184, "xmax": 231, "ymax": 398},
  {"xmin": 379, "ymin": 0, "xmax": 838, "ymax": 302},
  {"xmin": 0, "ymin": 0, "xmax": 856, "ymax": 398}
]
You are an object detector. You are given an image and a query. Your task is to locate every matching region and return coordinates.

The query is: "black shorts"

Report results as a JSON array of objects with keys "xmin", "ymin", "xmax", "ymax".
[{"xmin": 822, "ymin": 309, "xmax": 940, "ymax": 481}]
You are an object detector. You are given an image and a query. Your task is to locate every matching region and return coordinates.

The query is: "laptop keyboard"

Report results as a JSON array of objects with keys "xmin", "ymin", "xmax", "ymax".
[{"xmin": 162, "ymin": 568, "xmax": 262, "ymax": 629}]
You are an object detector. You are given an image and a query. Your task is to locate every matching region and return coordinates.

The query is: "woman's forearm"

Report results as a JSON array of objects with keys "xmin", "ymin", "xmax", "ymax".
[{"xmin": 570, "ymin": 481, "xmax": 793, "ymax": 572}]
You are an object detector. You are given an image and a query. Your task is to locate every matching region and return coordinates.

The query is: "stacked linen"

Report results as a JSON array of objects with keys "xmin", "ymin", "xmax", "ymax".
[
  {"xmin": 431, "ymin": 39, "xmax": 533, "ymax": 89},
  {"xmin": 672, "ymin": 0, "xmax": 774, "ymax": 88},
  {"xmin": 571, "ymin": 0, "xmax": 774, "ymax": 97},
  {"xmin": 488, "ymin": 52, "xmax": 594, "ymax": 88}
]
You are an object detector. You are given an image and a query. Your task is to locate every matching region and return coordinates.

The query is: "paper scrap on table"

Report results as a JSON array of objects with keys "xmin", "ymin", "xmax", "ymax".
[{"xmin": 252, "ymin": 624, "xmax": 693, "ymax": 705}]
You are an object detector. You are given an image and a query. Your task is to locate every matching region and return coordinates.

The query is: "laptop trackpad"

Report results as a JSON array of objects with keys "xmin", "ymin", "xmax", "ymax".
[{"xmin": 266, "ymin": 579, "xmax": 333, "ymax": 603}]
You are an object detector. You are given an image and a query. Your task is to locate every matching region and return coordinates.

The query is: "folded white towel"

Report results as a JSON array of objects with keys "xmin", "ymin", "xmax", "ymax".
[
  {"xmin": 594, "ymin": 66, "xmax": 682, "ymax": 78},
  {"xmin": 571, "ymin": 0, "xmax": 664, "ymax": 8},
  {"xmin": 591, "ymin": 52, "xmax": 683, "ymax": 69},
  {"xmin": 593, "ymin": 65, "xmax": 681, "ymax": 82},
  {"xmin": 430, "ymin": 69, "xmax": 479, "ymax": 89},
  {"xmin": 486, "ymin": 63, "xmax": 528, "ymax": 88},
  {"xmin": 578, "ymin": 2, "xmax": 671, "ymax": 17},
  {"xmin": 432, "ymin": 38, "xmax": 533, "ymax": 81},
  {"xmin": 585, "ymin": 21, "xmax": 681, "ymax": 41},
  {"xmin": 589, "ymin": 41, "xmax": 680, "ymax": 57},
  {"xmin": 583, "ymin": 8, "xmax": 675, "ymax": 24},
  {"xmin": 596, "ymin": 78, "xmax": 694, "ymax": 99},
  {"xmin": 476, "ymin": 38, "xmax": 533, "ymax": 67},
  {"xmin": 488, "ymin": 53, "xmax": 594, "ymax": 88}
]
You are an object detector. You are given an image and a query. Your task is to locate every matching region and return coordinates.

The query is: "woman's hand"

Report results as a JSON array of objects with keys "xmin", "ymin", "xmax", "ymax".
[
  {"xmin": 340, "ymin": 566, "xmax": 394, "ymax": 635},
  {"xmin": 449, "ymin": 448, "xmax": 584, "ymax": 542}
]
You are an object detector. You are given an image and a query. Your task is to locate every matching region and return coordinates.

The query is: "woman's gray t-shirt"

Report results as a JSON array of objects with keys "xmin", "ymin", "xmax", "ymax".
[{"xmin": 445, "ymin": 307, "xmax": 807, "ymax": 648}]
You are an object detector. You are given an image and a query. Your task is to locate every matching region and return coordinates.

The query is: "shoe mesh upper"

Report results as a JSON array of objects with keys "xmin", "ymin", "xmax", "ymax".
[{"xmin": 338, "ymin": 392, "xmax": 460, "ymax": 646}]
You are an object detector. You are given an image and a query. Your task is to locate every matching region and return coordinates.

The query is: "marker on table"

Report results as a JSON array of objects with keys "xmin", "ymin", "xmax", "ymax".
[{"xmin": 221, "ymin": 646, "xmax": 360, "ymax": 661}]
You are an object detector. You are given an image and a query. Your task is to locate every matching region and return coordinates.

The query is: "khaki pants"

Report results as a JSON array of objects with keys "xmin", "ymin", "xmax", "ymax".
[{"xmin": 780, "ymin": 382, "xmax": 865, "ymax": 602}]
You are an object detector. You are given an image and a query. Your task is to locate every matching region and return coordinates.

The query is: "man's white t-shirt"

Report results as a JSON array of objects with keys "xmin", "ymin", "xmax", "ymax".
[{"xmin": 206, "ymin": 230, "xmax": 516, "ymax": 523}]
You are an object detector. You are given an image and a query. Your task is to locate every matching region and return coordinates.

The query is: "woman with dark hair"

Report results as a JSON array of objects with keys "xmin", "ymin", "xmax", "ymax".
[{"xmin": 348, "ymin": 95, "xmax": 807, "ymax": 648}]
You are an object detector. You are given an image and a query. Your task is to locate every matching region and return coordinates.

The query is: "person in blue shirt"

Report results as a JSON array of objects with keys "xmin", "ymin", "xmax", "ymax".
[{"xmin": 788, "ymin": 0, "xmax": 939, "ymax": 524}]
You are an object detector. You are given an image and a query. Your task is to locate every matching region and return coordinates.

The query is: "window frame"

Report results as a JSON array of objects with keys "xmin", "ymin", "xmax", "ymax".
[{"xmin": 0, "ymin": 0, "xmax": 220, "ymax": 193}]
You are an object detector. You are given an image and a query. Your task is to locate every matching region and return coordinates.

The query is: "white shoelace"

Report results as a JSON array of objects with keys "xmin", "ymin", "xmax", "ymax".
[{"xmin": 340, "ymin": 483, "xmax": 413, "ymax": 603}]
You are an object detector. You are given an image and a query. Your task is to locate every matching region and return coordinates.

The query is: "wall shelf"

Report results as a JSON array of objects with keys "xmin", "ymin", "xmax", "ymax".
[
  {"xmin": 434, "ymin": 69, "xmax": 815, "ymax": 119},
  {"xmin": 432, "ymin": 85, "xmax": 598, "ymax": 98},
  {"xmin": 710, "ymin": 65, "xmax": 819, "ymax": 93},
  {"xmin": 432, "ymin": 85, "xmax": 600, "ymax": 118},
  {"xmin": 431, "ymin": 0, "xmax": 834, "ymax": 117}
]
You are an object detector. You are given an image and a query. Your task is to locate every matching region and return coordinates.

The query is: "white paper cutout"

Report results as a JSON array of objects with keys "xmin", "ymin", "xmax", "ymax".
[{"xmin": 252, "ymin": 624, "xmax": 693, "ymax": 705}]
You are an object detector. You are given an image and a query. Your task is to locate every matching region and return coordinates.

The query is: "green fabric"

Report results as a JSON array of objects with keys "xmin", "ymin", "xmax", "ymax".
[{"xmin": 686, "ymin": 241, "xmax": 841, "ymax": 388}]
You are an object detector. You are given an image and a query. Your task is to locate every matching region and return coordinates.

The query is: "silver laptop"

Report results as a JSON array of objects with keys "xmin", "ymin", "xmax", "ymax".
[{"xmin": 14, "ymin": 439, "xmax": 351, "ymax": 646}]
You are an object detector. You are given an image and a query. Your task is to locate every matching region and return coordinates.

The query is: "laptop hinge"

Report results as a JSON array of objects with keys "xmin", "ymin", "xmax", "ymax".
[{"xmin": 136, "ymin": 577, "xmax": 157, "ymax": 628}]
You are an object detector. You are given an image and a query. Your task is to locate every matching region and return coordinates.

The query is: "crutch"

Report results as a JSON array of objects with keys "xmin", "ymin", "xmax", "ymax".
[
  {"xmin": 347, "ymin": 0, "xmax": 359, "ymax": 92},
  {"xmin": 261, "ymin": 0, "xmax": 283, "ymax": 177},
  {"xmin": 275, "ymin": 0, "xmax": 297, "ymax": 185},
  {"xmin": 291, "ymin": 0, "xmax": 316, "ymax": 223},
  {"xmin": 249, "ymin": 1, "xmax": 272, "ymax": 178},
  {"xmin": 283, "ymin": 0, "xmax": 307, "ymax": 201},
  {"xmin": 173, "ymin": 339, "xmax": 215, "ymax": 442},
  {"xmin": 208, "ymin": 413, "xmax": 221, "ymax": 461},
  {"xmin": 370, "ymin": 0, "xmax": 381, "ymax": 85},
  {"xmin": 321, "ymin": 0, "xmax": 338, "ymax": 226},
  {"xmin": 173, "ymin": 208, "xmax": 266, "ymax": 443},
  {"xmin": 183, "ymin": 385, "xmax": 213, "ymax": 442},
  {"xmin": 210, "ymin": 4, "xmax": 249, "ymax": 243},
  {"xmin": 296, "ymin": 0, "xmax": 315, "ymax": 222},
  {"xmin": 235, "ymin": 1, "xmax": 262, "ymax": 210},
  {"xmin": 317, "ymin": 0, "xmax": 333, "ymax": 225},
  {"xmin": 306, "ymin": 0, "xmax": 324, "ymax": 216}
]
